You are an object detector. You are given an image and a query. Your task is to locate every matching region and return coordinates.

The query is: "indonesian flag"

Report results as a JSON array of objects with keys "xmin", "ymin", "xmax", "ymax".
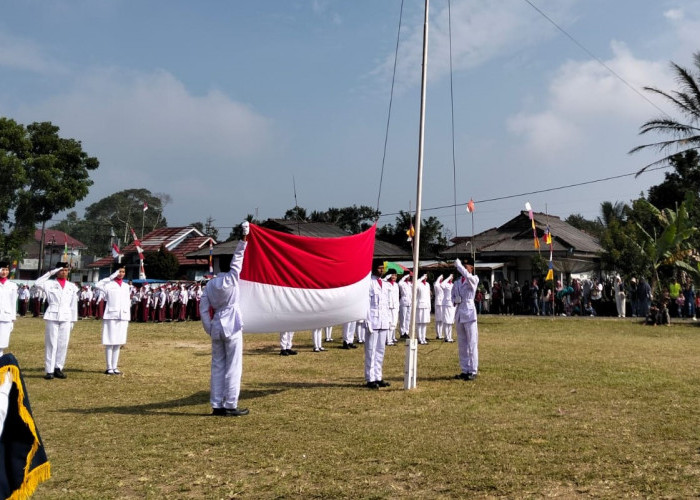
[
  {"xmin": 111, "ymin": 243, "xmax": 122, "ymax": 259},
  {"xmin": 143, "ymin": 202, "xmax": 149, "ymax": 212},
  {"xmin": 240, "ymin": 224, "xmax": 375, "ymax": 333},
  {"xmin": 466, "ymin": 199, "xmax": 475, "ymax": 213}
]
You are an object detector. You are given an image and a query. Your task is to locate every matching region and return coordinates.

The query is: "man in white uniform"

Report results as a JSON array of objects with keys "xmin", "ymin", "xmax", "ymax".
[
  {"xmin": 365, "ymin": 260, "xmax": 392, "ymax": 389},
  {"xmin": 385, "ymin": 271, "xmax": 400, "ymax": 346},
  {"xmin": 200, "ymin": 222, "xmax": 250, "ymax": 417},
  {"xmin": 398, "ymin": 274, "xmax": 412, "ymax": 339},
  {"xmin": 0, "ymin": 262, "xmax": 18, "ymax": 357},
  {"xmin": 441, "ymin": 274, "xmax": 456, "ymax": 343},
  {"xmin": 35, "ymin": 262, "xmax": 78, "ymax": 380},
  {"xmin": 95, "ymin": 263, "xmax": 131, "ymax": 375},
  {"xmin": 416, "ymin": 275, "xmax": 431, "ymax": 344},
  {"xmin": 452, "ymin": 257, "xmax": 479, "ymax": 381},
  {"xmin": 433, "ymin": 275, "xmax": 444, "ymax": 340}
]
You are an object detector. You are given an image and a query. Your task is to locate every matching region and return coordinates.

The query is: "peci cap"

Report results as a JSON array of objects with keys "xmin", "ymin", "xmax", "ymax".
[
  {"xmin": 0, "ymin": 261, "xmax": 10, "ymax": 269},
  {"xmin": 55, "ymin": 262, "xmax": 69, "ymax": 269}
]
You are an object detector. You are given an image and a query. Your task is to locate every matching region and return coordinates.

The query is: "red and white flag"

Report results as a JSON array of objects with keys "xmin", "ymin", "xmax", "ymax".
[
  {"xmin": 239, "ymin": 224, "xmax": 376, "ymax": 333},
  {"xmin": 111, "ymin": 243, "xmax": 122, "ymax": 259},
  {"xmin": 129, "ymin": 228, "xmax": 144, "ymax": 260},
  {"xmin": 143, "ymin": 202, "xmax": 149, "ymax": 212}
]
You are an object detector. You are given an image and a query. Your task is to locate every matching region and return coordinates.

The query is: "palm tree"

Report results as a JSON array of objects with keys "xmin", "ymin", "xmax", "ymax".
[
  {"xmin": 597, "ymin": 201, "xmax": 627, "ymax": 227},
  {"xmin": 630, "ymin": 51, "xmax": 700, "ymax": 175}
]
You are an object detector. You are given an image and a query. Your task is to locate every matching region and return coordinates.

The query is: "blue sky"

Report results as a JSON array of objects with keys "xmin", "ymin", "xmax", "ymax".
[{"xmin": 1, "ymin": 0, "xmax": 699, "ymax": 240}]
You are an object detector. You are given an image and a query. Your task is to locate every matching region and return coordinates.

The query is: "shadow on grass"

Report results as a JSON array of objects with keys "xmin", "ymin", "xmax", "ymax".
[{"xmin": 59, "ymin": 388, "xmax": 286, "ymax": 416}]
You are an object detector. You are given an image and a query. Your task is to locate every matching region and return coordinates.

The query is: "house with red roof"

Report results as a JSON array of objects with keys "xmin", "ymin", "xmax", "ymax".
[
  {"xmin": 16, "ymin": 229, "xmax": 88, "ymax": 280},
  {"xmin": 88, "ymin": 226, "xmax": 216, "ymax": 282}
]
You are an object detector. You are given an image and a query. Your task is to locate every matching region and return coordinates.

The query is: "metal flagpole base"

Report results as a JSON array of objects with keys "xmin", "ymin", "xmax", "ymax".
[{"xmin": 403, "ymin": 338, "xmax": 418, "ymax": 389}]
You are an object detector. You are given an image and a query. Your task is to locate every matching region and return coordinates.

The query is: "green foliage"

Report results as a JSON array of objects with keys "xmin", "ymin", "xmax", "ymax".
[
  {"xmin": 376, "ymin": 210, "xmax": 448, "ymax": 256},
  {"xmin": 144, "ymin": 244, "xmax": 180, "ymax": 280},
  {"xmin": 631, "ymin": 51, "xmax": 700, "ymax": 173},
  {"xmin": 564, "ymin": 213, "xmax": 604, "ymax": 239},
  {"xmin": 309, "ymin": 205, "xmax": 380, "ymax": 233},
  {"xmin": 0, "ymin": 117, "xmax": 98, "ymax": 257}
]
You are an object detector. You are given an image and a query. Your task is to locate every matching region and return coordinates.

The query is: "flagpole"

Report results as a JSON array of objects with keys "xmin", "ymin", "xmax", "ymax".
[{"xmin": 404, "ymin": 0, "xmax": 429, "ymax": 391}]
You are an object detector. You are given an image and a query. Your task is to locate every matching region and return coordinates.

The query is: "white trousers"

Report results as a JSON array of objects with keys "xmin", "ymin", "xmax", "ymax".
[
  {"xmin": 456, "ymin": 321, "xmax": 478, "ymax": 375},
  {"xmin": 417, "ymin": 323, "xmax": 428, "ymax": 343},
  {"xmin": 280, "ymin": 331, "xmax": 294, "ymax": 350},
  {"xmin": 104, "ymin": 345, "xmax": 122, "ymax": 371},
  {"xmin": 312, "ymin": 328, "xmax": 322, "ymax": 349},
  {"xmin": 0, "ymin": 321, "xmax": 14, "ymax": 350},
  {"xmin": 398, "ymin": 305, "xmax": 411, "ymax": 335},
  {"xmin": 364, "ymin": 329, "xmax": 387, "ymax": 383},
  {"xmin": 342, "ymin": 322, "xmax": 356, "ymax": 344},
  {"xmin": 356, "ymin": 321, "xmax": 367, "ymax": 343},
  {"xmin": 616, "ymin": 292, "xmax": 626, "ymax": 317},
  {"xmin": 443, "ymin": 322, "xmax": 454, "ymax": 342},
  {"xmin": 45, "ymin": 320, "xmax": 71, "ymax": 373},
  {"xmin": 211, "ymin": 333, "xmax": 243, "ymax": 410},
  {"xmin": 324, "ymin": 326, "xmax": 333, "ymax": 341}
]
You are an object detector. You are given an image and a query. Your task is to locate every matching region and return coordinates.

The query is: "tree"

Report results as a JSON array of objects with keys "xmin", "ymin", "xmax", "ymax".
[
  {"xmin": 84, "ymin": 188, "xmax": 168, "ymax": 241},
  {"xmin": 189, "ymin": 216, "xmax": 219, "ymax": 240},
  {"xmin": 564, "ymin": 214, "xmax": 604, "ymax": 239},
  {"xmin": 630, "ymin": 51, "xmax": 700, "ymax": 174},
  {"xmin": 376, "ymin": 210, "xmax": 448, "ymax": 256},
  {"xmin": 309, "ymin": 205, "xmax": 380, "ymax": 233},
  {"xmin": 144, "ymin": 244, "xmax": 180, "ymax": 280},
  {"xmin": 632, "ymin": 192, "xmax": 699, "ymax": 294},
  {"xmin": 0, "ymin": 118, "xmax": 99, "ymax": 262}
]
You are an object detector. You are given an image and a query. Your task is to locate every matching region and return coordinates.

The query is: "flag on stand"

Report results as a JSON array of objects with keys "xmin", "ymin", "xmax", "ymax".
[
  {"xmin": 142, "ymin": 202, "xmax": 149, "ymax": 212},
  {"xmin": 240, "ymin": 224, "xmax": 376, "ymax": 333},
  {"xmin": 208, "ymin": 240, "xmax": 214, "ymax": 274},
  {"xmin": 466, "ymin": 199, "xmax": 475, "ymax": 213},
  {"xmin": 406, "ymin": 223, "xmax": 415, "ymax": 242},
  {"xmin": 525, "ymin": 202, "xmax": 540, "ymax": 250},
  {"xmin": 111, "ymin": 243, "xmax": 122, "ymax": 260},
  {"xmin": 129, "ymin": 228, "xmax": 146, "ymax": 279}
]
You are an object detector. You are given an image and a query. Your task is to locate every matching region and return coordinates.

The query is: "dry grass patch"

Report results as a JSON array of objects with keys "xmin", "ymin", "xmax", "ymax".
[{"xmin": 6, "ymin": 315, "xmax": 699, "ymax": 499}]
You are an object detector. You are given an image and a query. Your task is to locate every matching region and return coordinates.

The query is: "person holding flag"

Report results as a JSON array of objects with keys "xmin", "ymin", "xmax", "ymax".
[{"xmin": 199, "ymin": 222, "xmax": 250, "ymax": 417}]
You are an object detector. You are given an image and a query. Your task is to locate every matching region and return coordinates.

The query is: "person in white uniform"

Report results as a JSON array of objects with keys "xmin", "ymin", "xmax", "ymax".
[
  {"xmin": 441, "ymin": 274, "xmax": 456, "ymax": 343},
  {"xmin": 398, "ymin": 274, "xmax": 412, "ymax": 339},
  {"xmin": 35, "ymin": 262, "xmax": 78, "ymax": 380},
  {"xmin": 200, "ymin": 222, "xmax": 250, "ymax": 417},
  {"xmin": 415, "ymin": 275, "xmax": 431, "ymax": 345},
  {"xmin": 324, "ymin": 325, "xmax": 334, "ymax": 342},
  {"xmin": 452, "ymin": 257, "xmax": 479, "ymax": 381},
  {"xmin": 95, "ymin": 263, "xmax": 131, "ymax": 375},
  {"xmin": 385, "ymin": 271, "xmax": 400, "ymax": 345},
  {"xmin": 279, "ymin": 331, "xmax": 297, "ymax": 356},
  {"xmin": 365, "ymin": 260, "xmax": 391, "ymax": 389},
  {"xmin": 0, "ymin": 262, "xmax": 18, "ymax": 357},
  {"xmin": 433, "ymin": 275, "xmax": 444, "ymax": 340}
]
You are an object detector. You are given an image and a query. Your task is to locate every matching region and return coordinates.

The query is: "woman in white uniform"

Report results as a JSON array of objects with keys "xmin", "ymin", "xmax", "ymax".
[{"xmin": 95, "ymin": 264, "xmax": 131, "ymax": 375}]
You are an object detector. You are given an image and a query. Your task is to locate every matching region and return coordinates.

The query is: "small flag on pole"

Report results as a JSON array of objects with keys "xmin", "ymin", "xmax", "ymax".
[
  {"xmin": 143, "ymin": 202, "xmax": 149, "ymax": 212},
  {"xmin": 62, "ymin": 236, "xmax": 68, "ymax": 262},
  {"xmin": 406, "ymin": 224, "xmax": 415, "ymax": 242},
  {"xmin": 111, "ymin": 243, "xmax": 122, "ymax": 259},
  {"xmin": 466, "ymin": 199, "xmax": 475, "ymax": 213},
  {"xmin": 208, "ymin": 240, "xmax": 214, "ymax": 274}
]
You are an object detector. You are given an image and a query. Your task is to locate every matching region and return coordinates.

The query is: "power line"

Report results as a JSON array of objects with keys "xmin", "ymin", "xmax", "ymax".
[
  {"xmin": 377, "ymin": 164, "xmax": 672, "ymax": 219},
  {"xmin": 521, "ymin": 0, "xmax": 671, "ymax": 119}
]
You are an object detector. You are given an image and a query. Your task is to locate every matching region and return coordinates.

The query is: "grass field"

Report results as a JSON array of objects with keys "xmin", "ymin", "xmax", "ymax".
[{"xmin": 7, "ymin": 315, "xmax": 700, "ymax": 499}]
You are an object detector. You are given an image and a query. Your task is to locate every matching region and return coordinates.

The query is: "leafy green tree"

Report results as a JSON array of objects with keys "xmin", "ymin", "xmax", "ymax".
[
  {"xmin": 0, "ymin": 118, "xmax": 99, "ymax": 263},
  {"xmin": 599, "ymin": 218, "xmax": 649, "ymax": 280},
  {"xmin": 564, "ymin": 214, "xmax": 605, "ymax": 239},
  {"xmin": 376, "ymin": 210, "xmax": 448, "ymax": 256},
  {"xmin": 631, "ymin": 192, "xmax": 699, "ymax": 293},
  {"xmin": 144, "ymin": 244, "xmax": 180, "ymax": 280},
  {"xmin": 283, "ymin": 206, "xmax": 307, "ymax": 222},
  {"xmin": 631, "ymin": 51, "xmax": 700, "ymax": 173},
  {"xmin": 309, "ymin": 205, "xmax": 380, "ymax": 233}
]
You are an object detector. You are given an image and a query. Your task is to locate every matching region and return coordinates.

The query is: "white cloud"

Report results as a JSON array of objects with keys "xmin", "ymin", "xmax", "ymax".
[
  {"xmin": 0, "ymin": 32, "xmax": 67, "ymax": 74},
  {"xmin": 507, "ymin": 42, "xmax": 674, "ymax": 160}
]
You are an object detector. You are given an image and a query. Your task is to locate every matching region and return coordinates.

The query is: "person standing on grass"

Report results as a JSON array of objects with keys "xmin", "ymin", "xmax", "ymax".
[
  {"xmin": 385, "ymin": 270, "xmax": 399, "ymax": 346},
  {"xmin": 441, "ymin": 274, "xmax": 455, "ymax": 343},
  {"xmin": 35, "ymin": 262, "xmax": 78, "ymax": 380},
  {"xmin": 398, "ymin": 273, "xmax": 412, "ymax": 339},
  {"xmin": 365, "ymin": 260, "xmax": 391, "ymax": 389},
  {"xmin": 415, "ymin": 274, "xmax": 431, "ymax": 345},
  {"xmin": 279, "ymin": 331, "xmax": 297, "ymax": 356},
  {"xmin": 0, "ymin": 261, "xmax": 18, "ymax": 357},
  {"xmin": 94, "ymin": 263, "xmax": 131, "ymax": 375},
  {"xmin": 452, "ymin": 256, "xmax": 479, "ymax": 381},
  {"xmin": 433, "ymin": 274, "xmax": 444, "ymax": 340},
  {"xmin": 200, "ymin": 222, "xmax": 250, "ymax": 417}
]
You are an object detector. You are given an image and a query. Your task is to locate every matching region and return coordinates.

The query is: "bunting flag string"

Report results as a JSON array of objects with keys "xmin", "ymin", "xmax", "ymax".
[{"xmin": 525, "ymin": 202, "xmax": 540, "ymax": 250}]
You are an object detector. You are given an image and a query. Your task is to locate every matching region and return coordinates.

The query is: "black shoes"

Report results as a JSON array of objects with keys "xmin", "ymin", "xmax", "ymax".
[
  {"xmin": 212, "ymin": 407, "xmax": 250, "ymax": 417},
  {"xmin": 377, "ymin": 380, "xmax": 391, "ymax": 387},
  {"xmin": 53, "ymin": 368, "xmax": 67, "ymax": 379},
  {"xmin": 280, "ymin": 349, "xmax": 297, "ymax": 356},
  {"xmin": 366, "ymin": 381, "xmax": 379, "ymax": 389},
  {"xmin": 342, "ymin": 342, "xmax": 358, "ymax": 350},
  {"xmin": 286, "ymin": 349, "xmax": 297, "ymax": 355},
  {"xmin": 454, "ymin": 372, "xmax": 477, "ymax": 381},
  {"xmin": 43, "ymin": 373, "xmax": 54, "ymax": 380}
]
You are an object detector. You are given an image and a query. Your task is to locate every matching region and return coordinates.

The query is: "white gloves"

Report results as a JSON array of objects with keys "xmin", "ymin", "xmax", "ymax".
[
  {"xmin": 49, "ymin": 267, "xmax": 62, "ymax": 276},
  {"xmin": 109, "ymin": 269, "xmax": 121, "ymax": 280},
  {"xmin": 454, "ymin": 258, "xmax": 461, "ymax": 268},
  {"xmin": 241, "ymin": 221, "xmax": 250, "ymax": 236},
  {"xmin": 420, "ymin": 274, "xmax": 428, "ymax": 282}
]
